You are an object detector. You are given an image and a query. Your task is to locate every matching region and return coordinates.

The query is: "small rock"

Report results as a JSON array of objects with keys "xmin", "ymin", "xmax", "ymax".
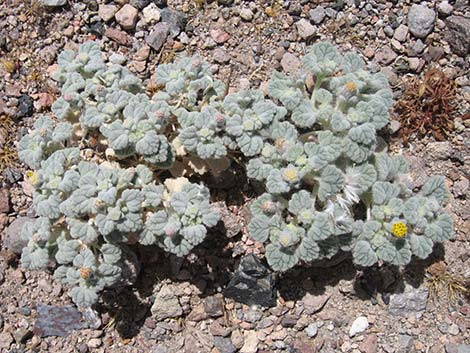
[
  {"xmin": 231, "ymin": 329, "xmax": 244, "ymax": 349},
  {"xmin": 437, "ymin": 1, "xmax": 453, "ymax": 16},
  {"xmin": 309, "ymin": 6, "xmax": 326, "ymax": 25},
  {"xmin": 80, "ymin": 307, "xmax": 102, "ymax": 329},
  {"xmin": 453, "ymin": 177, "xmax": 469, "ymax": 198},
  {"xmin": 151, "ymin": 285, "xmax": 183, "ymax": 320},
  {"xmin": 408, "ymin": 57, "xmax": 424, "ymax": 72},
  {"xmin": 349, "ymin": 316, "xmax": 369, "ymax": 337},
  {"xmin": 445, "ymin": 16, "xmax": 470, "ymax": 56},
  {"xmin": 214, "ymin": 337, "xmax": 237, "ymax": 353},
  {"xmin": 376, "ymin": 46, "xmax": 397, "ymax": 65},
  {"xmin": 296, "ymin": 19, "xmax": 316, "ymax": 39},
  {"xmin": 305, "ymin": 323, "xmax": 318, "ymax": 338},
  {"xmin": 213, "ymin": 48, "xmax": 230, "ymax": 64},
  {"xmin": 427, "ymin": 141, "xmax": 452, "ymax": 160},
  {"xmin": 448, "ymin": 323, "xmax": 460, "ymax": 335},
  {"xmin": 398, "ymin": 334, "xmax": 414, "ymax": 352},
  {"xmin": 13, "ymin": 329, "xmax": 32, "ymax": 344},
  {"xmin": 210, "ymin": 29, "xmax": 230, "ymax": 44},
  {"xmin": 129, "ymin": 0, "xmax": 150, "ymax": 9},
  {"xmin": 381, "ymin": 67, "xmax": 398, "ymax": 85},
  {"xmin": 0, "ymin": 189, "xmax": 10, "ymax": 213},
  {"xmin": 240, "ymin": 331, "xmax": 258, "ymax": 353},
  {"xmin": 142, "ymin": 3, "xmax": 161, "ymax": 24},
  {"xmin": 134, "ymin": 45, "xmax": 151, "ymax": 61},
  {"xmin": 204, "ymin": 295, "xmax": 224, "ymax": 318},
  {"xmin": 105, "ymin": 27, "xmax": 131, "ymax": 45},
  {"xmin": 40, "ymin": 0, "xmax": 66, "ymax": 6},
  {"xmin": 212, "ymin": 202, "xmax": 242, "ymax": 238},
  {"xmin": 88, "ymin": 338, "xmax": 102, "ymax": 348},
  {"xmin": 224, "ymin": 254, "xmax": 276, "ymax": 307},
  {"xmin": 281, "ymin": 315, "xmax": 297, "ymax": 328},
  {"xmin": 388, "ymin": 284, "xmax": 428, "ymax": 316},
  {"xmin": 98, "ymin": 4, "xmax": 118, "ymax": 22},
  {"xmin": 280, "ymin": 52, "xmax": 300, "ymax": 73},
  {"xmin": 393, "ymin": 24, "xmax": 408, "ymax": 42},
  {"xmin": 78, "ymin": 343, "xmax": 89, "ymax": 353},
  {"xmin": 243, "ymin": 309, "xmax": 263, "ymax": 323},
  {"xmin": 445, "ymin": 343, "xmax": 470, "ymax": 353},
  {"xmin": 115, "ymin": 4, "xmax": 138, "ymax": 30},
  {"xmin": 17, "ymin": 94, "xmax": 34, "ymax": 118},
  {"xmin": 359, "ymin": 334, "xmax": 378, "ymax": 353},
  {"xmin": 4, "ymin": 216, "xmax": 32, "ymax": 254},
  {"xmin": 301, "ymin": 293, "xmax": 330, "ymax": 315},
  {"xmin": 407, "ymin": 4, "xmax": 436, "ymax": 39},
  {"xmin": 33, "ymin": 304, "xmax": 85, "ymax": 337},
  {"xmin": 239, "ymin": 8, "xmax": 253, "ymax": 21},
  {"xmin": 145, "ymin": 22, "xmax": 169, "ymax": 51},
  {"xmin": 187, "ymin": 303, "xmax": 208, "ymax": 322},
  {"xmin": 160, "ymin": 8, "xmax": 187, "ymax": 38},
  {"xmin": 218, "ymin": 0, "xmax": 233, "ymax": 4},
  {"xmin": 0, "ymin": 332, "xmax": 13, "ymax": 350},
  {"xmin": 388, "ymin": 120, "xmax": 401, "ymax": 134}
]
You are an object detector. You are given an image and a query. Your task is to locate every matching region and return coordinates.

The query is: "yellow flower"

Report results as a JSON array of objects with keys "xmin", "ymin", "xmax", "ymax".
[
  {"xmin": 391, "ymin": 222, "xmax": 407, "ymax": 238},
  {"xmin": 26, "ymin": 171, "xmax": 39, "ymax": 186},
  {"xmin": 283, "ymin": 168, "xmax": 298, "ymax": 182},
  {"xmin": 79, "ymin": 267, "xmax": 92, "ymax": 279},
  {"xmin": 344, "ymin": 81, "xmax": 357, "ymax": 92}
]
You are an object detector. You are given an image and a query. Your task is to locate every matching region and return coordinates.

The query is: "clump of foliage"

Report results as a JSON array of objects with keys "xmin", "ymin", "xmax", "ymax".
[
  {"xmin": 18, "ymin": 41, "xmax": 454, "ymax": 307},
  {"xmin": 393, "ymin": 68, "xmax": 457, "ymax": 144}
]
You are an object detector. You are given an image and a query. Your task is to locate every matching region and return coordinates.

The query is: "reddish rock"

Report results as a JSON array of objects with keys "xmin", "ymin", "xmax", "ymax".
[
  {"xmin": 0, "ymin": 189, "xmax": 10, "ymax": 213},
  {"xmin": 105, "ymin": 27, "xmax": 131, "ymax": 45},
  {"xmin": 210, "ymin": 29, "xmax": 230, "ymax": 44}
]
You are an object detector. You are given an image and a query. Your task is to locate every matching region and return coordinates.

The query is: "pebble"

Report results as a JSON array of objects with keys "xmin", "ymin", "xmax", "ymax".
[
  {"xmin": 437, "ymin": 1, "xmax": 453, "ymax": 16},
  {"xmin": 151, "ymin": 285, "xmax": 183, "ymax": 320},
  {"xmin": 129, "ymin": 0, "xmax": 150, "ymax": 9},
  {"xmin": 145, "ymin": 22, "xmax": 169, "ymax": 51},
  {"xmin": 88, "ymin": 338, "xmax": 102, "ymax": 348},
  {"xmin": 240, "ymin": 331, "xmax": 258, "ymax": 353},
  {"xmin": 160, "ymin": 8, "xmax": 187, "ymax": 38},
  {"xmin": 98, "ymin": 4, "xmax": 118, "ymax": 22},
  {"xmin": 0, "ymin": 189, "xmax": 10, "ymax": 213},
  {"xmin": 204, "ymin": 295, "xmax": 224, "ymax": 318},
  {"xmin": 142, "ymin": 3, "xmax": 161, "ymax": 24},
  {"xmin": 393, "ymin": 24, "xmax": 408, "ymax": 42},
  {"xmin": 40, "ymin": 0, "xmax": 66, "ymax": 6},
  {"xmin": 280, "ymin": 52, "xmax": 300, "ymax": 73},
  {"xmin": 214, "ymin": 337, "xmax": 236, "ymax": 353},
  {"xmin": 445, "ymin": 16, "xmax": 470, "ymax": 56},
  {"xmin": 359, "ymin": 334, "xmax": 378, "ymax": 353},
  {"xmin": 0, "ymin": 332, "xmax": 13, "ymax": 350},
  {"xmin": 210, "ymin": 29, "xmax": 230, "ymax": 44},
  {"xmin": 34, "ymin": 304, "xmax": 85, "ymax": 337},
  {"xmin": 447, "ymin": 323, "xmax": 460, "ymax": 335},
  {"xmin": 213, "ymin": 48, "xmax": 230, "ymax": 64},
  {"xmin": 115, "ymin": 4, "xmax": 138, "ymax": 30},
  {"xmin": 453, "ymin": 177, "xmax": 469, "ymax": 198},
  {"xmin": 305, "ymin": 323, "xmax": 318, "ymax": 338},
  {"xmin": 407, "ymin": 4, "xmax": 436, "ymax": 39},
  {"xmin": 239, "ymin": 8, "xmax": 254, "ymax": 21},
  {"xmin": 375, "ymin": 45, "xmax": 397, "ymax": 65},
  {"xmin": 296, "ymin": 19, "xmax": 316, "ymax": 39},
  {"xmin": 17, "ymin": 94, "xmax": 34, "ymax": 118},
  {"xmin": 388, "ymin": 284, "xmax": 429, "ymax": 316},
  {"xmin": 309, "ymin": 6, "xmax": 326, "ymax": 25},
  {"xmin": 105, "ymin": 27, "xmax": 131, "ymax": 45},
  {"xmin": 349, "ymin": 316, "xmax": 369, "ymax": 337},
  {"xmin": 426, "ymin": 141, "xmax": 452, "ymax": 160},
  {"xmin": 5, "ymin": 216, "xmax": 31, "ymax": 254},
  {"xmin": 398, "ymin": 334, "xmax": 414, "ymax": 351},
  {"xmin": 301, "ymin": 293, "xmax": 330, "ymax": 315}
]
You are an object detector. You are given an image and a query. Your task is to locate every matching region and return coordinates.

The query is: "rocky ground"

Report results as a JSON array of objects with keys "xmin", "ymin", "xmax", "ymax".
[{"xmin": 0, "ymin": 0, "xmax": 469, "ymax": 352}]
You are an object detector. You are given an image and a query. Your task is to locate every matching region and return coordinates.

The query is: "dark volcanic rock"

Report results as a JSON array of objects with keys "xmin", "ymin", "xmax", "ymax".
[
  {"xmin": 224, "ymin": 254, "xmax": 276, "ymax": 307},
  {"xmin": 33, "ymin": 304, "xmax": 85, "ymax": 337},
  {"xmin": 445, "ymin": 16, "xmax": 470, "ymax": 56}
]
